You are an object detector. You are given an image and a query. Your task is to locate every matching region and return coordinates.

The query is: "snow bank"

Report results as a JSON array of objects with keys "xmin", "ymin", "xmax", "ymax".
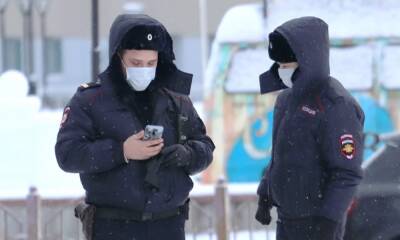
[
  {"xmin": 190, "ymin": 182, "xmax": 259, "ymax": 197},
  {"xmin": 0, "ymin": 70, "xmax": 41, "ymax": 115},
  {"xmin": 0, "ymin": 70, "xmax": 30, "ymax": 98},
  {"xmin": 0, "ymin": 97, "xmax": 209, "ymax": 199},
  {"xmin": 0, "ymin": 71, "xmax": 84, "ymax": 198},
  {"xmin": 0, "ymin": 109, "xmax": 84, "ymax": 199},
  {"xmin": 186, "ymin": 230, "xmax": 276, "ymax": 240}
]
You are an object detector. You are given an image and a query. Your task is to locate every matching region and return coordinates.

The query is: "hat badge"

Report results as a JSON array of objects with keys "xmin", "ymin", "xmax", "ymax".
[
  {"xmin": 269, "ymin": 42, "xmax": 273, "ymax": 49},
  {"xmin": 147, "ymin": 33, "xmax": 153, "ymax": 41}
]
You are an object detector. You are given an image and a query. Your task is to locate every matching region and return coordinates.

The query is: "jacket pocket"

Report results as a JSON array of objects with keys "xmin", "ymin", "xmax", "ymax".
[
  {"xmin": 169, "ymin": 169, "xmax": 193, "ymax": 204},
  {"xmin": 279, "ymin": 169, "xmax": 307, "ymax": 215},
  {"xmin": 303, "ymin": 169, "xmax": 324, "ymax": 214}
]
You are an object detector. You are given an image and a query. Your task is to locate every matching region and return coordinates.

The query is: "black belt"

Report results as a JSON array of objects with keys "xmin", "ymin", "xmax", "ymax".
[{"xmin": 95, "ymin": 200, "xmax": 189, "ymax": 222}]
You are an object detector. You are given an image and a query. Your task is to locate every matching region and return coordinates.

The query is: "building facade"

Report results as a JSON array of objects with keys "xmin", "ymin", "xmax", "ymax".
[{"xmin": 1, "ymin": 0, "xmax": 257, "ymax": 106}]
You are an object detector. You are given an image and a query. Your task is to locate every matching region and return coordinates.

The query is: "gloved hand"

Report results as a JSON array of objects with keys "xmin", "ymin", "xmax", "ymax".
[
  {"xmin": 160, "ymin": 144, "xmax": 192, "ymax": 168},
  {"xmin": 312, "ymin": 216, "xmax": 338, "ymax": 240},
  {"xmin": 144, "ymin": 157, "xmax": 162, "ymax": 188},
  {"xmin": 255, "ymin": 197, "xmax": 272, "ymax": 225}
]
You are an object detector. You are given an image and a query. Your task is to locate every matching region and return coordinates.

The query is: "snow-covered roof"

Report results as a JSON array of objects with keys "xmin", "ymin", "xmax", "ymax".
[
  {"xmin": 382, "ymin": 46, "xmax": 400, "ymax": 89},
  {"xmin": 224, "ymin": 45, "xmax": 375, "ymax": 93},
  {"xmin": 216, "ymin": 0, "xmax": 400, "ymax": 43},
  {"xmin": 215, "ymin": 4, "xmax": 267, "ymax": 44}
]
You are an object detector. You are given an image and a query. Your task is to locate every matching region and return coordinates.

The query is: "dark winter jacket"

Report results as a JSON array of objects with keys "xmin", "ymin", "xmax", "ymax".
[
  {"xmin": 55, "ymin": 14, "xmax": 215, "ymax": 213},
  {"xmin": 257, "ymin": 17, "xmax": 365, "ymax": 223}
]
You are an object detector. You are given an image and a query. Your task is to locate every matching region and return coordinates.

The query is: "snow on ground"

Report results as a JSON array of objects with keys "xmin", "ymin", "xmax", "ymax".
[
  {"xmin": 0, "ymin": 71, "xmax": 78, "ymax": 199},
  {"xmin": 0, "ymin": 71, "xmax": 30, "ymax": 98},
  {"xmin": 0, "ymin": 106, "xmax": 84, "ymax": 199},
  {"xmin": 186, "ymin": 231, "xmax": 276, "ymax": 240},
  {"xmin": 0, "ymin": 105, "xmax": 212, "ymax": 199},
  {"xmin": 0, "ymin": 72, "xmax": 224, "ymax": 199},
  {"xmin": 190, "ymin": 182, "xmax": 258, "ymax": 197}
]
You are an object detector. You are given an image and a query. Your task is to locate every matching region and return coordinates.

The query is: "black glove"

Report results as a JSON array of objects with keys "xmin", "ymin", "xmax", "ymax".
[
  {"xmin": 255, "ymin": 197, "xmax": 272, "ymax": 225},
  {"xmin": 160, "ymin": 144, "xmax": 192, "ymax": 168},
  {"xmin": 144, "ymin": 157, "xmax": 162, "ymax": 188},
  {"xmin": 312, "ymin": 216, "xmax": 338, "ymax": 240}
]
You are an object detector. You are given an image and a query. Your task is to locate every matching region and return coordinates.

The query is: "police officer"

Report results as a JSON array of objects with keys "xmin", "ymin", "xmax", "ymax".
[
  {"xmin": 55, "ymin": 14, "xmax": 215, "ymax": 240},
  {"xmin": 255, "ymin": 17, "xmax": 365, "ymax": 240}
]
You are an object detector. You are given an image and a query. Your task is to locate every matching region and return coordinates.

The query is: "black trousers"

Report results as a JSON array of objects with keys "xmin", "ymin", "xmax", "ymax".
[
  {"xmin": 276, "ymin": 217, "xmax": 344, "ymax": 240},
  {"xmin": 93, "ymin": 214, "xmax": 186, "ymax": 240}
]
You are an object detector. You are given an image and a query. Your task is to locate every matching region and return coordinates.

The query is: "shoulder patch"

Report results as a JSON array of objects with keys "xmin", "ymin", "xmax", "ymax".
[
  {"xmin": 340, "ymin": 134, "xmax": 356, "ymax": 160},
  {"xmin": 60, "ymin": 107, "xmax": 71, "ymax": 128},
  {"xmin": 78, "ymin": 82, "xmax": 101, "ymax": 92}
]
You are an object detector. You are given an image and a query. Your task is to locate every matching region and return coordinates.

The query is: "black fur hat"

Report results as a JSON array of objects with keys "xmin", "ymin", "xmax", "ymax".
[
  {"xmin": 268, "ymin": 31, "xmax": 297, "ymax": 63},
  {"xmin": 120, "ymin": 25, "xmax": 166, "ymax": 52}
]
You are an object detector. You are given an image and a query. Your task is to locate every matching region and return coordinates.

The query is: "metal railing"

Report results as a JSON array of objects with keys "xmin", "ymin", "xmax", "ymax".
[
  {"xmin": 0, "ymin": 202, "xmax": 25, "ymax": 240},
  {"xmin": 0, "ymin": 179, "xmax": 274, "ymax": 240},
  {"xmin": 41, "ymin": 198, "xmax": 83, "ymax": 240}
]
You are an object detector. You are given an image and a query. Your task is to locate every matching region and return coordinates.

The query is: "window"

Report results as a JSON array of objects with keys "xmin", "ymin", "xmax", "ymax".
[
  {"xmin": 45, "ymin": 38, "xmax": 62, "ymax": 74},
  {"xmin": 4, "ymin": 38, "xmax": 22, "ymax": 71}
]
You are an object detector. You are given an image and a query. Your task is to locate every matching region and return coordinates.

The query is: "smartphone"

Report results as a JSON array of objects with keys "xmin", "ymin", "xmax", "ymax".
[{"xmin": 143, "ymin": 125, "xmax": 164, "ymax": 141}]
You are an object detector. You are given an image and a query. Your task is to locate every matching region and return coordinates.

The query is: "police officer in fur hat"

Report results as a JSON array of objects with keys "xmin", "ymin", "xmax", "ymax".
[{"xmin": 55, "ymin": 14, "xmax": 215, "ymax": 240}]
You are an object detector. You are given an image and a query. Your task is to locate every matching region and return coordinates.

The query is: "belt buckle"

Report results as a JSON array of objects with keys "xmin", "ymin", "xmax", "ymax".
[{"xmin": 142, "ymin": 212, "xmax": 153, "ymax": 221}]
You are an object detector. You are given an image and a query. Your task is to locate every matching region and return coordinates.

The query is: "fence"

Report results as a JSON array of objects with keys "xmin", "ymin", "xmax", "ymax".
[{"xmin": 0, "ymin": 180, "xmax": 275, "ymax": 240}]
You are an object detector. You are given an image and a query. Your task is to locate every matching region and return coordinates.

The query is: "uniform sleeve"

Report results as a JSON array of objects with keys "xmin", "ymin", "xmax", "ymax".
[
  {"xmin": 55, "ymin": 93, "xmax": 126, "ymax": 174},
  {"xmin": 257, "ymin": 93, "xmax": 283, "ymax": 202},
  {"xmin": 257, "ymin": 167, "xmax": 270, "ymax": 200},
  {"xmin": 183, "ymin": 98, "xmax": 215, "ymax": 175},
  {"xmin": 318, "ymin": 98, "xmax": 365, "ymax": 222}
]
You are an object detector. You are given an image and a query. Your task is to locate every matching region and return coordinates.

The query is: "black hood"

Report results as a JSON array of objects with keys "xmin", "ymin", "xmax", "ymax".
[
  {"xmin": 102, "ymin": 14, "xmax": 192, "ymax": 95},
  {"xmin": 260, "ymin": 17, "xmax": 330, "ymax": 98}
]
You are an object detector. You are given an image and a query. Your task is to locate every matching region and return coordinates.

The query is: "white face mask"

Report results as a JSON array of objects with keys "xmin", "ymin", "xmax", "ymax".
[
  {"xmin": 125, "ymin": 67, "xmax": 156, "ymax": 91},
  {"xmin": 278, "ymin": 67, "xmax": 297, "ymax": 88}
]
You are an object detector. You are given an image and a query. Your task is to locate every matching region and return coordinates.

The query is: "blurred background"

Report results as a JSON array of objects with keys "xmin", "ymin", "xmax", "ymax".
[
  {"xmin": 0, "ymin": 0, "xmax": 257, "ymax": 105},
  {"xmin": 0, "ymin": 0, "xmax": 400, "ymax": 239}
]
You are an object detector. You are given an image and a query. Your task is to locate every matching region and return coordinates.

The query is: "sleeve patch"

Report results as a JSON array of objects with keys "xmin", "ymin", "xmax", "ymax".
[{"xmin": 340, "ymin": 134, "xmax": 355, "ymax": 160}]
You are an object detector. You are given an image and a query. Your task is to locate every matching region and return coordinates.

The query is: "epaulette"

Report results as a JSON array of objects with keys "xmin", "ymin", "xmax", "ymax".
[
  {"xmin": 318, "ymin": 78, "xmax": 353, "ymax": 114},
  {"xmin": 78, "ymin": 81, "xmax": 101, "ymax": 92},
  {"xmin": 162, "ymin": 87, "xmax": 190, "ymax": 103}
]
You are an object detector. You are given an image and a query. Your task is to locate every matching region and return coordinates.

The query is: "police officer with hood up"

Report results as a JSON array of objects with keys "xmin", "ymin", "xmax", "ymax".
[
  {"xmin": 55, "ymin": 14, "xmax": 215, "ymax": 240},
  {"xmin": 255, "ymin": 17, "xmax": 365, "ymax": 240}
]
